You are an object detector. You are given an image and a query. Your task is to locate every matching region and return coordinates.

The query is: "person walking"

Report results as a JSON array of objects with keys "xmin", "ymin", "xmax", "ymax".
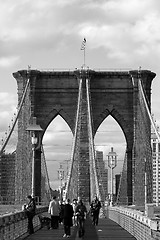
[
  {"xmin": 48, "ymin": 196, "xmax": 60, "ymax": 229},
  {"xmin": 59, "ymin": 200, "xmax": 65, "ymax": 224},
  {"xmin": 75, "ymin": 199, "xmax": 87, "ymax": 237},
  {"xmin": 25, "ymin": 195, "xmax": 36, "ymax": 235},
  {"xmin": 72, "ymin": 198, "xmax": 78, "ymax": 226},
  {"xmin": 63, "ymin": 198, "xmax": 73, "ymax": 238},
  {"xmin": 90, "ymin": 195, "xmax": 101, "ymax": 226}
]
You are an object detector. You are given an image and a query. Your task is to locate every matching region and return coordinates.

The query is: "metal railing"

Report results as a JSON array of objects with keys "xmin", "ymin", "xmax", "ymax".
[
  {"xmin": 0, "ymin": 206, "xmax": 48, "ymax": 240},
  {"xmin": 108, "ymin": 206, "xmax": 160, "ymax": 240}
]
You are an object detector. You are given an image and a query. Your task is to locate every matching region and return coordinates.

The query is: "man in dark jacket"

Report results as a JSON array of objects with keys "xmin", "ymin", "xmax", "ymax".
[
  {"xmin": 90, "ymin": 196, "xmax": 101, "ymax": 226},
  {"xmin": 75, "ymin": 199, "xmax": 87, "ymax": 237},
  {"xmin": 63, "ymin": 199, "xmax": 73, "ymax": 238},
  {"xmin": 25, "ymin": 195, "xmax": 36, "ymax": 234}
]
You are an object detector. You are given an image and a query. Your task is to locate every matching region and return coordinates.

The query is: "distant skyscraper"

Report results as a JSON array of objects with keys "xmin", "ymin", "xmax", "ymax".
[
  {"xmin": 151, "ymin": 125, "xmax": 160, "ymax": 206},
  {"xmin": 95, "ymin": 151, "xmax": 108, "ymax": 201},
  {"xmin": 0, "ymin": 152, "xmax": 15, "ymax": 204}
]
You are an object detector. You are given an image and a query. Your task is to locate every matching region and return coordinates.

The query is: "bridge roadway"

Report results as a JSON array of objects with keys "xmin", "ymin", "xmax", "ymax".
[{"xmin": 23, "ymin": 216, "xmax": 136, "ymax": 240}]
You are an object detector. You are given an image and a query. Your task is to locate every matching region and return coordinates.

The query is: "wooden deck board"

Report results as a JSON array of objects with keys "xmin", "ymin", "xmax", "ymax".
[{"xmin": 24, "ymin": 217, "xmax": 136, "ymax": 240}]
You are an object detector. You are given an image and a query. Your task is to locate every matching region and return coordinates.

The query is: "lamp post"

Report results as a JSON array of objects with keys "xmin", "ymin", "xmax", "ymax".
[
  {"xmin": 58, "ymin": 164, "xmax": 65, "ymax": 201},
  {"xmin": 26, "ymin": 117, "xmax": 43, "ymax": 198},
  {"xmin": 107, "ymin": 147, "xmax": 117, "ymax": 206}
]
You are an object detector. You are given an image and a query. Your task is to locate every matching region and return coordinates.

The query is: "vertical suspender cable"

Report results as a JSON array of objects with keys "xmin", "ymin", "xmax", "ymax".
[{"xmin": 41, "ymin": 144, "xmax": 52, "ymax": 200}]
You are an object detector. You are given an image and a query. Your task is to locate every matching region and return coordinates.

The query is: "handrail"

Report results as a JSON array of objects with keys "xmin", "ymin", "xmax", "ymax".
[
  {"xmin": 0, "ymin": 206, "xmax": 48, "ymax": 240},
  {"xmin": 108, "ymin": 205, "xmax": 160, "ymax": 239}
]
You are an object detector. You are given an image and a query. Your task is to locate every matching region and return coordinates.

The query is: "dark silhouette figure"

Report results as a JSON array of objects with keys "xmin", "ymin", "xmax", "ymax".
[
  {"xmin": 75, "ymin": 199, "xmax": 87, "ymax": 237},
  {"xmin": 63, "ymin": 199, "xmax": 73, "ymax": 238},
  {"xmin": 25, "ymin": 195, "xmax": 36, "ymax": 234},
  {"xmin": 59, "ymin": 200, "xmax": 65, "ymax": 224},
  {"xmin": 90, "ymin": 196, "xmax": 101, "ymax": 226}
]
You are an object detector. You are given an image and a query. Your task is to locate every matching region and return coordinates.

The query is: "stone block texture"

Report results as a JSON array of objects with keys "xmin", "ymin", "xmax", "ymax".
[{"xmin": 13, "ymin": 69, "xmax": 156, "ymax": 206}]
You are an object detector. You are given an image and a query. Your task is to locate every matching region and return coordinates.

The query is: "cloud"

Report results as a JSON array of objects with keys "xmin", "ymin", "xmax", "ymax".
[
  {"xmin": 0, "ymin": 92, "xmax": 17, "ymax": 107},
  {"xmin": 43, "ymin": 116, "xmax": 73, "ymax": 162},
  {"xmin": 0, "ymin": 0, "xmax": 159, "ymax": 188},
  {"xmin": 0, "ymin": 92, "xmax": 17, "ymax": 133},
  {"xmin": 76, "ymin": 0, "xmax": 160, "ymax": 66},
  {"xmin": 0, "ymin": 56, "xmax": 20, "ymax": 67},
  {"xmin": 0, "ymin": 0, "xmax": 160, "ymax": 67},
  {"xmin": 103, "ymin": 0, "xmax": 152, "ymax": 21}
]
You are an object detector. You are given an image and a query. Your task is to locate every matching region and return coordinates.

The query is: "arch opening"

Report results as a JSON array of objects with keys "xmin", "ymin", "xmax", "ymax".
[
  {"xmin": 42, "ymin": 115, "xmax": 73, "ymax": 191},
  {"xmin": 94, "ymin": 115, "xmax": 126, "ymax": 199}
]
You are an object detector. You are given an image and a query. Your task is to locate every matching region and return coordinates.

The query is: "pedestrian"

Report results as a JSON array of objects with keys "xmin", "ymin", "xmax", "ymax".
[
  {"xmin": 63, "ymin": 198, "xmax": 73, "ymax": 238},
  {"xmin": 76, "ymin": 199, "xmax": 87, "ymax": 217},
  {"xmin": 24, "ymin": 195, "xmax": 36, "ymax": 234},
  {"xmin": 90, "ymin": 195, "xmax": 101, "ymax": 226},
  {"xmin": 59, "ymin": 200, "xmax": 65, "ymax": 224},
  {"xmin": 48, "ymin": 196, "xmax": 60, "ymax": 229},
  {"xmin": 72, "ymin": 198, "xmax": 78, "ymax": 226},
  {"xmin": 75, "ymin": 199, "xmax": 87, "ymax": 237}
]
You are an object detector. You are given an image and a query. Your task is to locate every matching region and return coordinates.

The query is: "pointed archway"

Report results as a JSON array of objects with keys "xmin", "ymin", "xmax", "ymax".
[
  {"xmin": 42, "ymin": 115, "xmax": 73, "ymax": 190},
  {"xmin": 94, "ymin": 115, "xmax": 126, "ymax": 198}
]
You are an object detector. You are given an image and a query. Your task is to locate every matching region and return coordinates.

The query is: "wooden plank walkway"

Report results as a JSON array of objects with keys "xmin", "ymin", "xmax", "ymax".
[{"xmin": 23, "ymin": 216, "xmax": 136, "ymax": 240}]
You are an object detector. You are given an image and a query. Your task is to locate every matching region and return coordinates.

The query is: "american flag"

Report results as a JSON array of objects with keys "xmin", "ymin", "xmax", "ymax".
[{"xmin": 80, "ymin": 38, "xmax": 86, "ymax": 50}]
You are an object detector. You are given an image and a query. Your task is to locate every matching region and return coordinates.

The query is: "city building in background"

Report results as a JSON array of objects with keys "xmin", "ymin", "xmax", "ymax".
[
  {"xmin": 151, "ymin": 125, "xmax": 160, "ymax": 206},
  {"xmin": 95, "ymin": 151, "xmax": 108, "ymax": 202},
  {"xmin": 0, "ymin": 152, "xmax": 16, "ymax": 204}
]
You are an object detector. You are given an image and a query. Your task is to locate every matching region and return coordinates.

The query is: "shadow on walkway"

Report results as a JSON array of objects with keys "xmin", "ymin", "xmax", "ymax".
[
  {"xmin": 23, "ymin": 216, "xmax": 136, "ymax": 240},
  {"xmin": 83, "ymin": 217, "xmax": 99, "ymax": 239}
]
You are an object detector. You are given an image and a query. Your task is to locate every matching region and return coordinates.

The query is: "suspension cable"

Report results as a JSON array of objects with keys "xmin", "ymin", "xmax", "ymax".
[
  {"xmin": 41, "ymin": 144, "xmax": 52, "ymax": 199},
  {"xmin": 139, "ymin": 80, "xmax": 160, "ymax": 142},
  {"xmin": 0, "ymin": 68, "xmax": 31, "ymax": 155},
  {"xmin": 64, "ymin": 78, "xmax": 82, "ymax": 200},
  {"xmin": 86, "ymin": 78, "xmax": 101, "ymax": 200}
]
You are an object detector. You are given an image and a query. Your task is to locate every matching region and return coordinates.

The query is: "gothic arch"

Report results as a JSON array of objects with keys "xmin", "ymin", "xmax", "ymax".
[
  {"xmin": 41, "ymin": 107, "xmax": 74, "ymax": 136},
  {"xmin": 94, "ymin": 105, "xmax": 133, "ymax": 150}
]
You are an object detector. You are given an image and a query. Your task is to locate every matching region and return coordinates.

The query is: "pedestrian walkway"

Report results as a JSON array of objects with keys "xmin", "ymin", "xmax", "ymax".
[{"xmin": 23, "ymin": 217, "xmax": 136, "ymax": 240}]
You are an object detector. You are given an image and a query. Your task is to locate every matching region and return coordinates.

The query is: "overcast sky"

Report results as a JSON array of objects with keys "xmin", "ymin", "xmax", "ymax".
[{"xmin": 0, "ymin": 0, "xmax": 160, "ymax": 190}]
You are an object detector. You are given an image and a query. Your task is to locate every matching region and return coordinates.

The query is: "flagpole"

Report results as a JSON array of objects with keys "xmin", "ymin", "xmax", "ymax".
[
  {"xmin": 81, "ymin": 38, "xmax": 86, "ymax": 69},
  {"xmin": 84, "ymin": 47, "xmax": 85, "ymax": 67}
]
